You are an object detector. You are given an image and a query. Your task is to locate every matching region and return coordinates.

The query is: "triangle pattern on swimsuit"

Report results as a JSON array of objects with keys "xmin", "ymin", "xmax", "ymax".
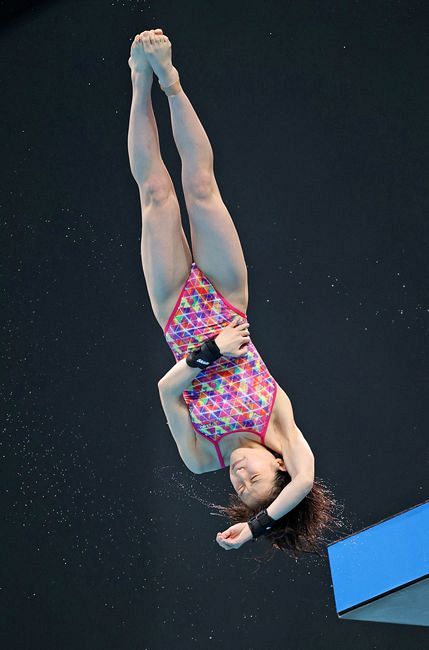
[{"xmin": 163, "ymin": 262, "xmax": 277, "ymax": 468}]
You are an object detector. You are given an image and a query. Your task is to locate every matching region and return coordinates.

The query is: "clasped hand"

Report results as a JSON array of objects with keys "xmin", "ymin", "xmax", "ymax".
[
  {"xmin": 214, "ymin": 315, "xmax": 251, "ymax": 358},
  {"xmin": 216, "ymin": 522, "xmax": 253, "ymax": 550}
]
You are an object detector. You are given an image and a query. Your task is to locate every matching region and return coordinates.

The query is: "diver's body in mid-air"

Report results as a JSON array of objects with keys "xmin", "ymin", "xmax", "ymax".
[{"xmin": 127, "ymin": 28, "xmax": 315, "ymax": 551}]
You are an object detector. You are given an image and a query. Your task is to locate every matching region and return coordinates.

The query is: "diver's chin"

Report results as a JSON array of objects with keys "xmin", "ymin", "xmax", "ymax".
[{"xmin": 229, "ymin": 447, "xmax": 246, "ymax": 462}]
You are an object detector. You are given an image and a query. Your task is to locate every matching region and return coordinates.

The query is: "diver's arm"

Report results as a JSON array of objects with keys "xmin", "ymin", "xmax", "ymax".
[
  {"xmin": 159, "ymin": 330, "xmax": 228, "ymax": 396},
  {"xmin": 158, "ymin": 357, "xmax": 202, "ymax": 397},
  {"xmin": 267, "ymin": 391, "xmax": 315, "ymax": 521},
  {"xmin": 158, "ymin": 384, "xmax": 212, "ymax": 473},
  {"xmin": 233, "ymin": 468, "xmax": 313, "ymax": 547},
  {"xmin": 266, "ymin": 473, "xmax": 314, "ymax": 521},
  {"xmin": 267, "ymin": 426, "xmax": 315, "ymax": 520},
  {"xmin": 157, "ymin": 360, "xmax": 202, "ymax": 471}
]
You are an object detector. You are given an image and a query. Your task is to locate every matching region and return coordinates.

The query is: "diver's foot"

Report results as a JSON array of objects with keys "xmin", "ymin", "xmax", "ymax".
[
  {"xmin": 128, "ymin": 29, "xmax": 163, "ymax": 75},
  {"xmin": 141, "ymin": 28, "xmax": 180, "ymax": 90}
]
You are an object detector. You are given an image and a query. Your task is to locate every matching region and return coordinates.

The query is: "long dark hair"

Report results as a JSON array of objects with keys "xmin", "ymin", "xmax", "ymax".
[{"xmin": 211, "ymin": 450, "xmax": 349, "ymax": 561}]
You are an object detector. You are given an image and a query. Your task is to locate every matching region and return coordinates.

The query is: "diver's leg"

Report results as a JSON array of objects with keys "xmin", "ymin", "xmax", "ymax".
[
  {"xmin": 142, "ymin": 29, "xmax": 248, "ymax": 314},
  {"xmin": 128, "ymin": 33, "xmax": 192, "ymax": 329}
]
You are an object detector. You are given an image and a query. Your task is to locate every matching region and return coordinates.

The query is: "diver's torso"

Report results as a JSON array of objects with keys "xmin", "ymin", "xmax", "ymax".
[
  {"xmin": 196, "ymin": 379, "xmax": 290, "ymax": 472},
  {"xmin": 163, "ymin": 261, "xmax": 290, "ymax": 471}
]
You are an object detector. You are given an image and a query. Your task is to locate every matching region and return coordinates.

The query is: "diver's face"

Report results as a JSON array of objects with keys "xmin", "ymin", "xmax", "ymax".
[{"xmin": 229, "ymin": 447, "xmax": 284, "ymax": 507}]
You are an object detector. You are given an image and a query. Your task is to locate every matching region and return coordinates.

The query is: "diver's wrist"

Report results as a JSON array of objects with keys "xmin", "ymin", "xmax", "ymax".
[
  {"xmin": 243, "ymin": 523, "xmax": 253, "ymax": 543},
  {"xmin": 213, "ymin": 334, "xmax": 224, "ymax": 355},
  {"xmin": 186, "ymin": 337, "xmax": 222, "ymax": 369}
]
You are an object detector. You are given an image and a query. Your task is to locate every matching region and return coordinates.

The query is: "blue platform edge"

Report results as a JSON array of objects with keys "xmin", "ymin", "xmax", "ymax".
[{"xmin": 327, "ymin": 499, "xmax": 429, "ymax": 613}]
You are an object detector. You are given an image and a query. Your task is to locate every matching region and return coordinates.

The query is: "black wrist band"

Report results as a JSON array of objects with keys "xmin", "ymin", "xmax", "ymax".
[
  {"xmin": 247, "ymin": 509, "xmax": 276, "ymax": 539},
  {"xmin": 186, "ymin": 337, "xmax": 222, "ymax": 370},
  {"xmin": 204, "ymin": 338, "xmax": 221, "ymax": 358}
]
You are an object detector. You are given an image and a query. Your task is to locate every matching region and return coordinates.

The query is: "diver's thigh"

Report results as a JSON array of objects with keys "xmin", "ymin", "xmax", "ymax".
[{"xmin": 140, "ymin": 192, "xmax": 192, "ymax": 328}]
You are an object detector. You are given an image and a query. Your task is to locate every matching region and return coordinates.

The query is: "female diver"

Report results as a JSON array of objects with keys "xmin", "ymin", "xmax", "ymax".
[{"xmin": 127, "ymin": 29, "xmax": 341, "ymax": 557}]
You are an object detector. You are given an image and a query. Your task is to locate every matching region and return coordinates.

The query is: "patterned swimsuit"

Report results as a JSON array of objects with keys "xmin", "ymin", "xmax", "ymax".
[{"xmin": 163, "ymin": 262, "xmax": 277, "ymax": 469}]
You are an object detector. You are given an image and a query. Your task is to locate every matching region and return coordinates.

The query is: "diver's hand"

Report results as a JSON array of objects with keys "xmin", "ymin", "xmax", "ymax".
[
  {"xmin": 214, "ymin": 315, "xmax": 250, "ymax": 358},
  {"xmin": 216, "ymin": 523, "xmax": 253, "ymax": 550}
]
